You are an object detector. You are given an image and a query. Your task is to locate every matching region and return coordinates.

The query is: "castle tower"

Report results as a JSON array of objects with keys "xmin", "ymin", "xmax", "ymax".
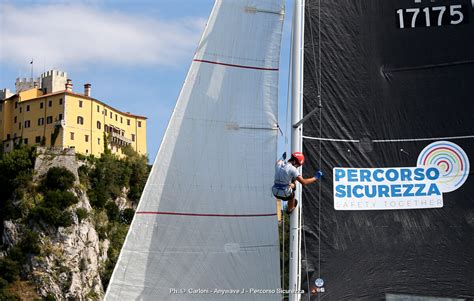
[
  {"xmin": 40, "ymin": 70, "xmax": 68, "ymax": 94},
  {"xmin": 0, "ymin": 88, "xmax": 14, "ymax": 100},
  {"xmin": 15, "ymin": 77, "xmax": 40, "ymax": 93}
]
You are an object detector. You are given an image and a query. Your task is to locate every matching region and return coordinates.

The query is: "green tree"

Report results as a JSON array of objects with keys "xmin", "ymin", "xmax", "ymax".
[
  {"xmin": 28, "ymin": 191, "xmax": 78, "ymax": 228},
  {"xmin": 120, "ymin": 208, "xmax": 135, "ymax": 225},
  {"xmin": 122, "ymin": 146, "xmax": 149, "ymax": 204},
  {"xmin": 88, "ymin": 154, "xmax": 130, "ymax": 208},
  {"xmin": 76, "ymin": 208, "xmax": 88, "ymax": 223},
  {"xmin": 0, "ymin": 147, "xmax": 35, "ymax": 233},
  {"xmin": 41, "ymin": 167, "xmax": 75, "ymax": 191},
  {"xmin": 105, "ymin": 202, "xmax": 120, "ymax": 222},
  {"xmin": 0, "ymin": 258, "xmax": 20, "ymax": 283}
]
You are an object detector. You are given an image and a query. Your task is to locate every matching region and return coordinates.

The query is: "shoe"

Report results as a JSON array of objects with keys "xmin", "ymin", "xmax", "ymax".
[{"xmin": 286, "ymin": 199, "xmax": 298, "ymax": 214}]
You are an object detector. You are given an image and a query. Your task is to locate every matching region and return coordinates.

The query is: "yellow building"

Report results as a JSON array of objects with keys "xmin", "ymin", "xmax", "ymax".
[{"xmin": 0, "ymin": 70, "xmax": 147, "ymax": 157}]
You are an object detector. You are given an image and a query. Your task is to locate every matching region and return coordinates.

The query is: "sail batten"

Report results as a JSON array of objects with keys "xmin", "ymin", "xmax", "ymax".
[{"xmin": 106, "ymin": 0, "xmax": 284, "ymax": 300}]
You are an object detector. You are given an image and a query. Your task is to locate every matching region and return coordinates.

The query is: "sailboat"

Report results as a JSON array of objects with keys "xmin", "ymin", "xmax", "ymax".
[
  {"xmin": 106, "ymin": 0, "xmax": 285, "ymax": 300},
  {"xmin": 106, "ymin": 0, "xmax": 474, "ymax": 300}
]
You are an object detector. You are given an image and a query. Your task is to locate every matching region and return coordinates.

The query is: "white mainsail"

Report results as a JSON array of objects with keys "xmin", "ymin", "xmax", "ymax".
[{"xmin": 105, "ymin": 0, "xmax": 285, "ymax": 300}]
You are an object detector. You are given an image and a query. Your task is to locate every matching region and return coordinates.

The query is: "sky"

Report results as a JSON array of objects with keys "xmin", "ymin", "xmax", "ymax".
[{"xmin": 0, "ymin": 0, "xmax": 293, "ymax": 162}]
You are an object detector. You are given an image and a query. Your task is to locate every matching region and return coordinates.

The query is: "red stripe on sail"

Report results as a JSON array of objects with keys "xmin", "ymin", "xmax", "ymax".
[
  {"xmin": 193, "ymin": 59, "xmax": 279, "ymax": 71},
  {"xmin": 136, "ymin": 211, "xmax": 277, "ymax": 217}
]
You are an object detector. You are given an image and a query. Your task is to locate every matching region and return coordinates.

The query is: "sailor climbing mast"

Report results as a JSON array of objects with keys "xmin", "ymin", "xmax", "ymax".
[{"xmin": 289, "ymin": 0, "xmax": 304, "ymax": 300}]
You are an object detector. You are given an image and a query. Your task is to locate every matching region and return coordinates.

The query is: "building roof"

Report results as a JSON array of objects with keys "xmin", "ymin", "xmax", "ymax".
[{"xmin": 13, "ymin": 89, "xmax": 147, "ymax": 119}]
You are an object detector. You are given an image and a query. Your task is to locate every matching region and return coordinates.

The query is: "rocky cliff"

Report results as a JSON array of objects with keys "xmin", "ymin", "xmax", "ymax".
[{"xmin": 0, "ymin": 146, "xmax": 147, "ymax": 300}]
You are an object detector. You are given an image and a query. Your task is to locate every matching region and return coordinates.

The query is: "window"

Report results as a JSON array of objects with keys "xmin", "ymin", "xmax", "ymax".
[
  {"xmin": 14, "ymin": 116, "xmax": 17, "ymax": 123},
  {"xmin": 24, "ymin": 138, "xmax": 28, "ymax": 145},
  {"xmin": 79, "ymin": 100, "xmax": 83, "ymax": 108},
  {"xmin": 127, "ymin": 119, "xmax": 130, "ymax": 126},
  {"xmin": 24, "ymin": 120, "xmax": 30, "ymax": 128},
  {"xmin": 40, "ymin": 102, "xmax": 44, "ymax": 109},
  {"xmin": 0, "ymin": 104, "xmax": 2, "ymax": 112},
  {"xmin": 59, "ymin": 98, "xmax": 63, "ymax": 105},
  {"xmin": 138, "ymin": 121, "xmax": 142, "ymax": 127},
  {"xmin": 35, "ymin": 136, "xmax": 41, "ymax": 143},
  {"xmin": 110, "ymin": 112, "xmax": 112, "ymax": 118},
  {"xmin": 85, "ymin": 135, "xmax": 89, "ymax": 142},
  {"xmin": 120, "ymin": 117, "xmax": 123, "ymax": 123},
  {"xmin": 131, "ymin": 134, "xmax": 135, "ymax": 142},
  {"xmin": 38, "ymin": 118, "xmax": 45, "ymax": 126},
  {"xmin": 86, "ymin": 149, "xmax": 89, "ymax": 154},
  {"xmin": 15, "ymin": 102, "xmax": 18, "ymax": 109},
  {"xmin": 104, "ymin": 125, "xmax": 109, "ymax": 133},
  {"xmin": 46, "ymin": 116, "xmax": 53, "ymax": 124},
  {"xmin": 26, "ymin": 105, "xmax": 30, "ymax": 112},
  {"xmin": 115, "ymin": 114, "xmax": 117, "ymax": 121},
  {"xmin": 58, "ymin": 114, "xmax": 63, "ymax": 120},
  {"xmin": 48, "ymin": 100, "xmax": 52, "ymax": 107},
  {"xmin": 6, "ymin": 134, "xmax": 10, "ymax": 140},
  {"xmin": 97, "ymin": 121, "xmax": 101, "ymax": 129},
  {"xmin": 70, "ymin": 132, "xmax": 75, "ymax": 140},
  {"xmin": 98, "ymin": 138, "xmax": 101, "ymax": 145},
  {"xmin": 104, "ymin": 109, "xmax": 107, "ymax": 116},
  {"xmin": 97, "ymin": 105, "xmax": 100, "ymax": 112},
  {"xmin": 77, "ymin": 116, "xmax": 84, "ymax": 125},
  {"xmin": 19, "ymin": 107, "xmax": 22, "ymax": 113},
  {"xmin": 19, "ymin": 123, "xmax": 21, "ymax": 129}
]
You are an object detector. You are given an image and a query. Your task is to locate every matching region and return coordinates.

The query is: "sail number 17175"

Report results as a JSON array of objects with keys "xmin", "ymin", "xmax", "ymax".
[{"xmin": 396, "ymin": 4, "xmax": 469, "ymax": 28}]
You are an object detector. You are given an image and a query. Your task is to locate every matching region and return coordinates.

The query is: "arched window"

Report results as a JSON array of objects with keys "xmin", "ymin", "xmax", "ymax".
[
  {"xmin": 97, "ymin": 121, "xmax": 101, "ymax": 129},
  {"xmin": 77, "ymin": 116, "xmax": 84, "ymax": 125}
]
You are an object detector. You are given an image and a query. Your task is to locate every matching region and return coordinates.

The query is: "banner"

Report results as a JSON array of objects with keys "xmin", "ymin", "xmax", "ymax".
[{"xmin": 334, "ymin": 141, "xmax": 469, "ymax": 210}]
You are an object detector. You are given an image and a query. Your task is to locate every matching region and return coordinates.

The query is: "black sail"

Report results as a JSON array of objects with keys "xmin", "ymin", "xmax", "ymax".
[{"xmin": 302, "ymin": 0, "xmax": 474, "ymax": 300}]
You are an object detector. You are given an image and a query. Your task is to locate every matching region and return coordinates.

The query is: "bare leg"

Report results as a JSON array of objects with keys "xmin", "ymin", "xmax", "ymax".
[
  {"xmin": 286, "ymin": 181, "xmax": 297, "ymax": 214},
  {"xmin": 287, "ymin": 195, "xmax": 296, "ymax": 213}
]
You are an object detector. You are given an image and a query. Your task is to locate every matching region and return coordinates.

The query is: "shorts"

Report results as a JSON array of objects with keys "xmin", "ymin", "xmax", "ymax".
[{"xmin": 272, "ymin": 184, "xmax": 295, "ymax": 201}]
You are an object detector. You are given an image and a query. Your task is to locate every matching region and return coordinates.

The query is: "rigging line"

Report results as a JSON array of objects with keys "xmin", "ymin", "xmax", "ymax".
[
  {"xmin": 302, "ymin": 134, "xmax": 474, "ymax": 143},
  {"xmin": 301, "ymin": 203, "xmax": 311, "ymax": 300},
  {"xmin": 303, "ymin": 135, "xmax": 359, "ymax": 142},
  {"xmin": 382, "ymin": 59, "xmax": 474, "ymax": 74},
  {"xmin": 303, "ymin": 0, "xmax": 323, "ymax": 298},
  {"xmin": 237, "ymin": 126, "xmax": 280, "ymax": 131},
  {"xmin": 317, "ymin": 0, "xmax": 323, "ymax": 291},
  {"xmin": 277, "ymin": 124, "xmax": 284, "ymax": 136},
  {"xmin": 282, "ymin": 209, "xmax": 285, "ymax": 291},
  {"xmin": 305, "ymin": 0, "xmax": 322, "ymax": 99},
  {"xmin": 373, "ymin": 135, "xmax": 474, "ymax": 142},
  {"xmin": 304, "ymin": 2, "xmax": 318, "ymax": 298},
  {"xmin": 282, "ymin": 6, "xmax": 296, "ymax": 292},
  {"xmin": 285, "ymin": 6, "xmax": 295, "ymax": 154}
]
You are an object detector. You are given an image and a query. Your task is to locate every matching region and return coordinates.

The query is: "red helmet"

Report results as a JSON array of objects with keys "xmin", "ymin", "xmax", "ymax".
[{"xmin": 291, "ymin": 152, "xmax": 305, "ymax": 165}]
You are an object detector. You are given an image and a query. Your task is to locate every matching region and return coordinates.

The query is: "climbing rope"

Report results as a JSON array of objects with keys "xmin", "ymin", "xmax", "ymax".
[
  {"xmin": 281, "ymin": 10, "xmax": 295, "ymax": 291},
  {"xmin": 301, "ymin": 0, "xmax": 323, "ymax": 299},
  {"xmin": 317, "ymin": 0, "xmax": 323, "ymax": 291}
]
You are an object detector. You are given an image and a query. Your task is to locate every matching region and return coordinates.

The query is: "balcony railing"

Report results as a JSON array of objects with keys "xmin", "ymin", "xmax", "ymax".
[{"xmin": 109, "ymin": 131, "xmax": 132, "ymax": 146}]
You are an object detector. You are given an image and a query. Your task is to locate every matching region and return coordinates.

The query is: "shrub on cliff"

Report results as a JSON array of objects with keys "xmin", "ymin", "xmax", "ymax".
[
  {"xmin": 41, "ymin": 167, "xmax": 75, "ymax": 191},
  {"xmin": 87, "ymin": 149, "xmax": 149, "ymax": 208},
  {"xmin": 0, "ymin": 146, "xmax": 36, "ymax": 228},
  {"xmin": 29, "ymin": 168, "xmax": 78, "ymax": 228}
]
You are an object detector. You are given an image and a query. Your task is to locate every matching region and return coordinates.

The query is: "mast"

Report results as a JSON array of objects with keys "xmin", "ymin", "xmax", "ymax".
[{"xmin": 289, "ymin": 0, "xmax": 304, "ymax": 300}]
